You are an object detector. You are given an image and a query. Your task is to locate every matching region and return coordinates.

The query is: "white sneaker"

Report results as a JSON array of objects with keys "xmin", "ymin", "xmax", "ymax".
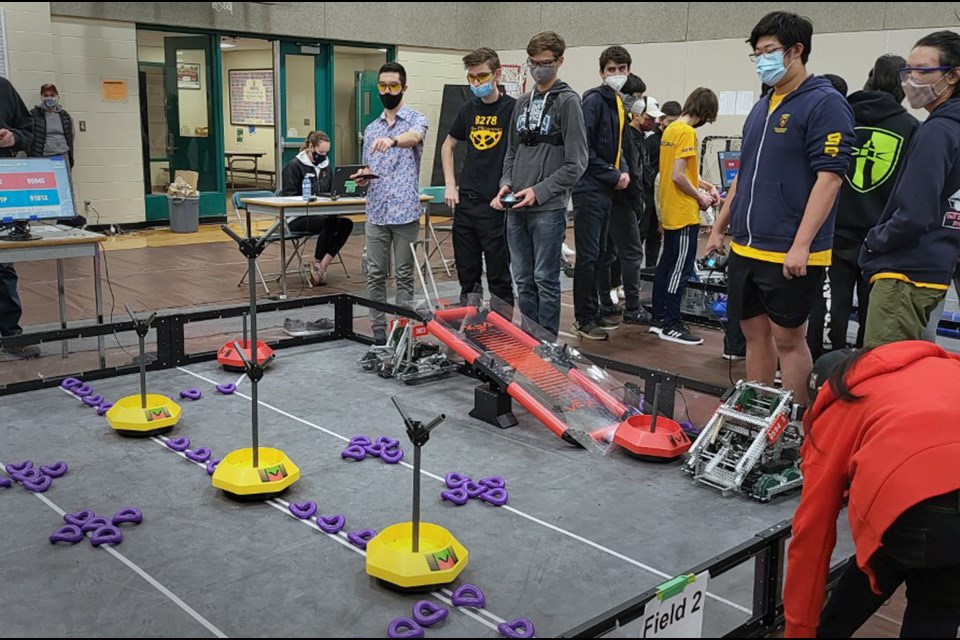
[
  {"xmin": 562, "ymin": 243, "xmax": 576, "ymax": 258},
  {"xmin": 609, "ymin": 289, "xmax": 619, "ymax": 306},
  {"xmin": 616, "ymin": 286, "xmax": 625, "ymax": 301}
]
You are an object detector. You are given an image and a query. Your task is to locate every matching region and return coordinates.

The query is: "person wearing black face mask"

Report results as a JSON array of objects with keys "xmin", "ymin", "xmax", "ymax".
[{"xmin": 281, "ymin": 130, "xmax": 354, "ymax": 286}]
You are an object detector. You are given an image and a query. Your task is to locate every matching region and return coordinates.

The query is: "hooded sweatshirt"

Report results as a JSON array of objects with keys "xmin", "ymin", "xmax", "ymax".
[
  {"xmin": 0, "ymin": 77, "xmax": 33, "ymax": 158},
  {"xmin": 500, "ymin": 80, "xmax": 588, "ymax": 214},
  {"xmin": 729, "ymin": 75, "xmax": 855, "ymax": 264},
  {"xmin": 30, "ymin": 102, "xmax": 74, "ymax": 167},
  {"xmin": 573, "ymin": 84, "xmax": 626, "ymax": 194},
  {"xmin": 860, "ymin": 98, "xmax": 960, "ymax": 287},
  {"xmin": 783, "ymin": 341, "xmax": 960, "ymax": 637},
  {"xmin": 281, "ymin": 150, "xmax": 331, "ymax": 197},
  {"xmin": 835, "ymin": 90, "xmax": 919, "ymax": 244}
]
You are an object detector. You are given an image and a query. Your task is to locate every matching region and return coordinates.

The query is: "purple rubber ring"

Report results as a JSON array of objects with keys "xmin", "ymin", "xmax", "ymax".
[
  {"xmin": 0, "ymin": 476, "xmax": 10, "ymax": 489},
  {"xmin": 444, "ymin": 472, "xmax": 471, "ymax": 489},
  {"xmin": 340, "ymin": 444, "xmax": 366, "ymax": 461},
  {"xmin": 205, "ymin": 459, "xmax": 221, "ymax": 476},
  {"xmin": 479, "ymin": 475, "xmax": 506, "ymax": 489},
  {"xmin": 18, "ymin": 467, "xmax": 43, "ymax": 482},
  {"xmin": 380, "ymin": 447, "xmax": 405, "ymax": 464},
  {"xmin": 90, "ymin": 525, "xmax": 123, "ymax": 547},
  {"xmin": 185, "ymin": 447, "xmax": 212, "ymax": 463},
  {"xmin": 498, "ymin": 618, "xmax": 535, "ymax": 639},
  {"xmin": 363, "ymin": 443, "xmax": 384, "ymax": 458},
  {"xmin": 23, "ymin": 475, "xmax": 52, "ymax": 493},
  {"xmin": 316, "ymin": 514, "xmax": 345, "ymax": 534},
  {"xmin": 288, "ymin": 501, "xmax": 317, "ymax": 520},
  {"xmin": 40, "ymin": 461, "xmax": 68, "ymax": 478},
  {"xmin": 64, "ymin": 509, "xmax": 96, "ymax": 527},
  {"xmin": 80, "ymin": 516, "xmax": 111, "ymax": 533},
  {"xmin": 375, "ymin": 435, "xmax": 400, "ymax": 449},
  {"xmin": 412, "ymin": 600, "xmax": 449, "ymax": 627},
  {"xmin": 50, "ymin": 524, "xmax": 84, "ymax": 544},
  {"xmin": 480, "ymin": 487, "xmax": 508, "ymax": 507},
  {"xmin": 440, "ymin": 487, "xmax": 470, "ymax": 506},
  {"xmin": 215, "ymin": 383, "xmax": 236, "ymax": 395},
  {"xmin": 349, "ymin": 435, "xmax": 372, "ymax": 446},
  {"xmin": 462, "ymin": 480, "xmax": 486, "ymax": 499},
  {"xmin": 179, "ymin": 388, "xmax": 202, "ymax": 401},
  {"xmin": 6, "ymin": 460, "xmax": 33, "ymax": 475},
  {"xmin": 82, "ymin": 394, "xmax": 104, "ymax": 407},
  {"xmin": 60, "ymin": 377, "xmax": 82, "ymax": 390},
  {"xmin": 97, "ymin": 403, "xmax": 113, "ymax": 416},
  {"xmin": 112, "ymin": 507, "xmax": 143, "ymax": 526},
  {"xmin": 347, "ymin": 529, "xmax": 377, "ymax": 550},
  {"xmin": 387, "ymin": 617, "xmax": 425, "ymax": 639},
  {"xmin": 166, "ymin": 437, "xmax": 190, "ymax": 452},
  {"xmin": 451, "ymin": 583, "xmax": 486, "ymax": 608},
  {"xmin": 73, "ymin": 384, "xmax": 94, "ymax": 398}
]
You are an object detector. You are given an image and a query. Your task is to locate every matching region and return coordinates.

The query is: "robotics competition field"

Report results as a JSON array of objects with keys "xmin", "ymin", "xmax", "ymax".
[{"xmin": 0, "ymin": 326, "xmax": 857, "ymax": 638}]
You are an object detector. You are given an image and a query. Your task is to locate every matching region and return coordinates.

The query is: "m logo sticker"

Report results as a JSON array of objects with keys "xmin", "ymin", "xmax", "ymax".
[{"xmin": 846, "ymin": 127, "xmax": 903, "ymax": 193}]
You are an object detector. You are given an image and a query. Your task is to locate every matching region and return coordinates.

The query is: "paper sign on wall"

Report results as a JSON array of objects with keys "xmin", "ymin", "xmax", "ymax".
[
  {"xmin": 640, "ymin": 571, "xmax": 709, "ymax": 638},
  {"xmin": 101, "ymin": 79, "xmax": 127, "ymax": 102}
]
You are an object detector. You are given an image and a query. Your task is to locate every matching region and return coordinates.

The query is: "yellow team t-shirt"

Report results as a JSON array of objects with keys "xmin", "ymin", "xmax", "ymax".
[{"xmin": 658, "ymin": 121, "xmax": 701, "ymax": 230}]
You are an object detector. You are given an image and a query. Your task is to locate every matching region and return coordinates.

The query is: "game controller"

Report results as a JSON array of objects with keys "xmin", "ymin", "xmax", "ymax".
[
  {"xmin": 500, "ymin": 193, "xmax": 519, "ymax": 209},
  {"xmin": 702, "ymin": 250, "xmax": 728, "ymax": 272}
]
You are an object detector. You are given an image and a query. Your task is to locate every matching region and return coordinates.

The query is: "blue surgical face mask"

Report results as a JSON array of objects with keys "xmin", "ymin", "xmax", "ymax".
[
  {"xmin": 42, "ymin": 97, "xmax": 58, "ymax": 108},
  {"xmin": 755, "ymin": 51, "xmax": 790, "ymax": 87},
  {"xmin": 470, "ymin": 81, "xmax": 494, "ymax": 99}
]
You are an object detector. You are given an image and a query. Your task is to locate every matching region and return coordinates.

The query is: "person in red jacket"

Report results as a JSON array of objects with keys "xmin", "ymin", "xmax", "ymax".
[{"xmin": 783, "ymin": 341, "xmax": 960, "ymax": 637}]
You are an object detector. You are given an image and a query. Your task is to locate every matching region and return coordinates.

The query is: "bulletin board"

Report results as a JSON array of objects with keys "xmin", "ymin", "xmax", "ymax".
[{"xmin": 229, "ymin": 69, "xmax": 275, "ymax": 126}]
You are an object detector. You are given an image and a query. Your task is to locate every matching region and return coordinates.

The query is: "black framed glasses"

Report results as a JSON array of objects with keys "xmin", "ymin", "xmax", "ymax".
[
  {"xmin": 748, "ymin": 47, "xmax": 786, "ymax": 63},
  {"xmin": 527, "ymin": 57, "xmax": 558, "ymax": 69}
]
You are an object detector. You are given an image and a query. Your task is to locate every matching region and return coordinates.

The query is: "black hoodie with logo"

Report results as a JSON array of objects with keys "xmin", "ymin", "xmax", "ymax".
[
  {"xmin": 860, "ymin": 98, "xmax": 960, "ymax": 286},
  {"xmin": 835, "ymin": 90, "xmax": 919, "ymax": 244}
]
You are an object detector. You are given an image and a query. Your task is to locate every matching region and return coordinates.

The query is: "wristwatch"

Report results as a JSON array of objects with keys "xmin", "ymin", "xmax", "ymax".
[{"xmin": 390, "ymin": 136, "xmax": 399, "ymax": 148}]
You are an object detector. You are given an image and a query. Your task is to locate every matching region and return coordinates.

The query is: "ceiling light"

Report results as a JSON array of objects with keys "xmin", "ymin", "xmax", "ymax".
[{"xmin": 221, "ymin": 37, "xmax": 238, "ymax": 50}]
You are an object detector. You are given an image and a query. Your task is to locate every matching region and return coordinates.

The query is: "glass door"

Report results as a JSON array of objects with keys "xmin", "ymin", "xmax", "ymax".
[
  {"xmin": 164, "ymin": 35, "xmax": 221, "ymax": 193},
  {"xmin": 279, "ymin": 42, "xmax": 332, "ymax": 169}
]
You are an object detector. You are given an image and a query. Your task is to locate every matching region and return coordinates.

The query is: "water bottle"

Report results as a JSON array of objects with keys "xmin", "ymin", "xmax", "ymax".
[{"xmin": 302, "ymin": 175, "xmax": 312, "ymax": 201}]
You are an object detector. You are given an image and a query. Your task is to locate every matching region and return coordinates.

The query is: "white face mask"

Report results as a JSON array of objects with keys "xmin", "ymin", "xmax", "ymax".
[
  {"xmin": 604, "ymin": 74, "xmax": 628, "ymax": 92},
  {"xmin": 629, "ymin": 98, "xmax": 646, "ymax": 116},
  {"xmin": 901, "ymin": 74, "xmax": 949, "ymax": 110}
]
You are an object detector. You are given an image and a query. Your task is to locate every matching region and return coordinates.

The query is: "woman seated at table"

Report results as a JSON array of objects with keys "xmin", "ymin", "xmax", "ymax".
[{"xmin": 281, "ymin": 130, "xmax": 353, "ymax": 286}]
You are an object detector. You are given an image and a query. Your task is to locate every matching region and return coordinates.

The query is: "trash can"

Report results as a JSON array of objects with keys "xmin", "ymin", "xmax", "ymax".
[{"xmin": 168, "ymin": 195, "xmax": 200, "ymax": 233}]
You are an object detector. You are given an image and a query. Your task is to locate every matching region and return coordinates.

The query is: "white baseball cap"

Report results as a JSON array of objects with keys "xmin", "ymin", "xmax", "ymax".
[{"xmin": 643, "ymin": 96, "xmax": 664, "ymax": 119}]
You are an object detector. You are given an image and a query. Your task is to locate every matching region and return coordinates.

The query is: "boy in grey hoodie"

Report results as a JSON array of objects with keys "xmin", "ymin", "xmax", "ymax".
[{"xmin": 493, "ymin": 31, "xmax": 588, "ymax": 338}]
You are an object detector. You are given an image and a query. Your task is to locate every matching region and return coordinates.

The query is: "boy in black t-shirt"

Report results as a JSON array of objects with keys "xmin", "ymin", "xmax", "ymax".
[{"xmin": 441, "ymin": 47, "xmax": 516, "ymax": 310}]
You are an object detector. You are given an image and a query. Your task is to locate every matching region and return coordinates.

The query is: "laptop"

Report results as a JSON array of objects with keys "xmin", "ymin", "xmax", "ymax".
[
  {"xmin": 717, "ymin": 150, "xmax": 741, "ymax": 192},
  {"xmin": 330, "ymin": 164, "xmax": 370, "ymax": 198}
]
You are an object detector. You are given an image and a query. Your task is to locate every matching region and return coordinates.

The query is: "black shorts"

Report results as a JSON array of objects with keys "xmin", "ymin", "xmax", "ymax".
[{"xmin": 727, "ymin": 251, "xmax": 824, "ymax": 328}]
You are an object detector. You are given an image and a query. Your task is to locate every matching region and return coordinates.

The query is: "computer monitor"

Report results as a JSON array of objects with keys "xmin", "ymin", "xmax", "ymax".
[
  {"xmin": 331, "ymin": 164, "xmax": 368, "ymax": 198},
  {"xmin": 717, "ymin": 150, "xmax": 741, "ymax": 192},
  {"xmin": 0, "ymin": 155, "xmax": 77, "ymax": 222}
]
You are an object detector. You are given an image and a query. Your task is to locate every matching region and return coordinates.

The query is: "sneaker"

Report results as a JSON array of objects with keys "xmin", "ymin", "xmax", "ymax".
[
  {"xmin": 2, "ymin": 343, "xmax": 40, "ymax": 359},
  {"xmin": 722, "ymin": 352, "xmax": 745, "ymax": 361},
  {"xmin": 659, "ymin": 322, "xmax": 703, "ymax": 346},
  {"xmin": 616, "ymin": 286, "xmax": 625, "ymax": 301},
  {"xmin": 597, "ymin": 316, "xmax": 620, "ymax": 331},
  {"xmin": 562, "ymin": 242, "xmax": 576, "ymax": 258},
  {"xmin": 608, "ymin": 289, "xmax": 619, "ymax": 306},
  {"xmin": 599, "ymin": 304, "xmax": 622, "ymax": 318},
  {"xmin": 283, "ymin": 318, "xmax": 310, "ymax": 337},
  {"xmin": 373, "ymin": 328, "xmax": 387, "ymax": 346},
  {"xmin": 306, "ymin": 318, "xmax": 334, "ymax": 333},
  {"xmin": 309, "ymin": 263, "xmax": 327, "ymax": 286},
  {"xmin": 562, "ymin": 263, "xmax": 575, "ymax": 278},
  {"xmin": 572, "ymin": 321, "xmax": 608, "ymax": 341},
  {"xmin": 648, "ymin": 320, "xmax": 664, "ymax": 335},
  {"xmin": 623, "ymin": 308, "xmax": 652, "ymax": 325}
]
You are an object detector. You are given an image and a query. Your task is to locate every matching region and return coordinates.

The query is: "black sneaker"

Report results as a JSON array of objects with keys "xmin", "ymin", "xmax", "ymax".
[
  {"xmin": 597, "ymin": 316, "xmax": 620, "ymax": 331},
  {"xmin": 623, "ymin": 308, "xmax": 652, "ymax": 325},
  {"xmin": 722, "ymin": 352, "xmax": 745, "ymax": 361},
  {"xmin": 373, "ymin": 328, "xmax": 387, "ymax": 346},
  {"xmin": 598, "ymin": 304, "xmax": 622, "ymax": 318},
  {"xmin": 2, "ymin": 343, "xmax": 40, "ymax": 359},
  {"xmin": 648, "ymin": 320, "xmax": 664, "ymax": 335},
  {"xmin": 572, "ymin": 321, "xmax": 608, "ymax": 341},
  {"xmin": 659, "ymin": 322, "xmax": 703, "ymax": 346}
]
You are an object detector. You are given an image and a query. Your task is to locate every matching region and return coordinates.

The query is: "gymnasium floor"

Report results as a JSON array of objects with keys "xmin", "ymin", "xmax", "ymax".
[{"xmin": 0, "ymin": 339, "xmax": 856, "ymax": 638}]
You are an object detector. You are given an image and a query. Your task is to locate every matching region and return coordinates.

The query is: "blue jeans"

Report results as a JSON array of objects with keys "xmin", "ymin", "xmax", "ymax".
[
  {"xmin": 506, "ymin": 208, "xmax": 565, "ymax": 337},
  {"xmin": 0, "ymin": 262, "xmax": 23, "ymax": 336}
]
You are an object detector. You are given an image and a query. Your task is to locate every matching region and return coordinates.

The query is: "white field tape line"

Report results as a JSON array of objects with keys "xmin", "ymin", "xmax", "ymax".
[
  {"xmin": 0, "ymin": 459, "xmax": 228, "ymax": 639},
  {"xmin": 234, "ymin": 372, "xmax": 247, "ymax": 388},
  {"xmin": 175, "ymin": 367, "xmax": 752, "ymax": 615},
  {"xmin": 150, "ymin": 437, "xmax": 503, "ymax": 632}
]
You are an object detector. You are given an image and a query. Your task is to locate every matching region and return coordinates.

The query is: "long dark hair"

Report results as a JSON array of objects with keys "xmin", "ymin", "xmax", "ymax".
[
  {"xmin": 826, "ymin": 348, "xmax": 874, "ymax": 402},
  {"xmin": 865, "ymin": 54, "xmax": 907, "ymax": 102},
  {"xmin": 914, "ymin": 30, "xmax": 960, "ymax": 101}
]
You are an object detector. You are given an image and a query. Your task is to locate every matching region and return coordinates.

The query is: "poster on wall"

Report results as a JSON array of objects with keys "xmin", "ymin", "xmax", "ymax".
[
  {"xmin": 229, "ymin": 69, "xmax": 275, "ymax": 127},
  {"xmin": 177, "ymin": 63, "xmax": 201, "ymax": 90},
  {"xmin": 500, "ymin": 64, "xmax": 525, "ymax": 98}
]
